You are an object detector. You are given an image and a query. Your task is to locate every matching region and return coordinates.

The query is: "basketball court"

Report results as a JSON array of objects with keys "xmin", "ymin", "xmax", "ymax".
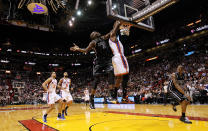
[
  {"xmin": 0, "ymin": 0, "xmax": 207, "ymax": 131},
  {"xmin": 0, "ymin": 104, "xmax": 208, "ymax": 131}
]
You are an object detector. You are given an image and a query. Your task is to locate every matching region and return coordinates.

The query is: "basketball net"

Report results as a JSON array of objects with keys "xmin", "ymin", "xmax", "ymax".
[{"xmin": 120, "ymin": 24, "xmax": 132, "ymax": 36}]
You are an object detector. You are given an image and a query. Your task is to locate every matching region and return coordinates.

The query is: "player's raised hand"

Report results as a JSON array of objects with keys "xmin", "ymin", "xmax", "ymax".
[
  {"xmin": 70, "ymin": 43, "xmax": 79, "ymax": 51},
  {"xmin": 115, "ymin": 20, "xmax": 121, "ymax": 25}
]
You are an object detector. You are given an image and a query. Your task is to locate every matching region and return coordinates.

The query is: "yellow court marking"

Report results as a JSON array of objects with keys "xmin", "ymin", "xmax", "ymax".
[{"xmin": 35, "ymin": 112, "xmax": 208, "ymax": 131}]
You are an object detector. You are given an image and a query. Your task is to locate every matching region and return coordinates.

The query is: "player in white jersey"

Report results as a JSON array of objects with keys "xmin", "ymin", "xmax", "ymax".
[
  {"xmin": 42, "ymin": 72, "xmax": 63, "ymax": 123},
  {"xmin": 108, "ymin": 21, "xmax": 130, "ymax": 103},
  {"xmin": 84, "ymin": 88, "xmax": 90, "ymax": 106},
  {"xmin": 58, "ymin": 72, "xmax": 73, "ymax": 118}
]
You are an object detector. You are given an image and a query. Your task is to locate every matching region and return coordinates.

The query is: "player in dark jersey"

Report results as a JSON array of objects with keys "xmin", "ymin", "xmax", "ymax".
[
  {"xmin": 168, "ymin": 65, "xmax": 192, "ymax": 124},
  {"xmin": 70, "ymin": 31, "xmax": 115, "ymax": 109}
]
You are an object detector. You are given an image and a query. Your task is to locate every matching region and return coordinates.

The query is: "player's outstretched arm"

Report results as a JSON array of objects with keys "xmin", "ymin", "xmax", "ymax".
[
  {"xmin": 110, "ymin": 20, "xmax": 121, "ymax": 42},
  {"xmin": 101, "ymin": 33, "xmax": 110, "ymax": 40},
  {"xmin": 42, "ymin": 78, "xmax": 52, "ymax": 92},
  {"xmin": 70, "ymin": 41, "xmax": 96, "ymax": 54}
]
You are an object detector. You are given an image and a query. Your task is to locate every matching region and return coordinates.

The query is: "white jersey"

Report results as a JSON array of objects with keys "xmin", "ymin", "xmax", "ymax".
[
  {"xmin": 163, "ymin": 85, "xmax": 168, "ymax": 93},
  {"xmin": 84, "ymin": 89, "xmax": 90, "ymax": 101},
  {"xmin": 45, "ymin": 78, "xmax": 61, "ymax": 105},
  {"xmin": 60, "ymin": 78, "xmax": 73, "ymax": 102},
  {"xmin": 84, "ymin": 89, "xmax": 89, "ymax": 97},
  {"xmin": 61, "ymin": 78, "xmax": 71, "ymax": 93},
  {"xmin": 47, "ymin": 78, "xmax": 57, "ymax": 93},
  {"xmin": 109, "ymin": 39, "xmax": 129, "ymax": 76},
  {"xmin": 109, "ymin": 39, "xmax": 125, "ymax": 56}
]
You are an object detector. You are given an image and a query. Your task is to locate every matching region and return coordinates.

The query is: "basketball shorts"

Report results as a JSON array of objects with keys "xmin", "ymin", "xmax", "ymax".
[
  {"xmin": 93, "ymin": 59, "xmax": 114, "ymax": 76},
  {"xmin": 60, "ymin": 91, "xmax": 73, "ymax": 102},
  {"xmin": 168, "ymin": 80, "xmax": 189, "ymax": 102},
  {"xmin": 46, "ymin": 92, "xmax": 61, "ymax": 105},
  {"xmin": 84, "ymin": 95, "xmax": 90, "ymax": 101},
  {"xmin": 112, "ymin": 55, "xmax": 129, "ymax": 76}
]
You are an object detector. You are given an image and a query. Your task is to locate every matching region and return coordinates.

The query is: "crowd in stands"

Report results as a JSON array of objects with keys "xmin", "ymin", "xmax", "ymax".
[
  {"xmin": 130, "ymin": 53, "xmax": 208, "ymax": 104},
  {"xmin": 1, "ymin": 52, "xmax": 208, "ymax": 106},
  {"xmin": 1, "ymin": 38, "xmax": 208, "ymax": 105},
  {"xmin": 88, "ymin": 52, "xmax": 208, "ymax": 104}
]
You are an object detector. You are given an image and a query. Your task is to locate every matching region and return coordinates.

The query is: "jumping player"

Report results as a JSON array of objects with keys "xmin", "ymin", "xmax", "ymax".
[
  {"xmin": 108, "ymin": 21, "xmax": 130, "ymax": 103},
  {"xmin": 70, "ymin": 31, "xmax": 114, "ymax": 109},
  {"xmin": 168, "ymin": 65, "xmax": 192, "ymax": 124},
  {"xmin": 42, "ymin": 72, "xmax": 63, "ymax": 123},
  {"xmin": 58, "ymin": 72, "xmax": 73, "ymax": 119}
]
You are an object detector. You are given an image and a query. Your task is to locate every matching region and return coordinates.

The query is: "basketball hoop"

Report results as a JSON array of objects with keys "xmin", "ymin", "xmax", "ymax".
[{"xmin": 120, "ymin": 24, "xmax": 132, "ymax": 36}]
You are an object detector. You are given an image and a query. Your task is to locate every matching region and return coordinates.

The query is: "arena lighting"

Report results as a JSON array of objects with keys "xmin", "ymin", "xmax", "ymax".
[
  {"xmin": 90, "ymin": 51, "xmax": 95, "ymax": 54},
  {"xmin": 69, "ymin": 20, "xmax": 73, "ymax": 27},
  {"xmin": 77, "ymin": 10, "xmax": 82, "ymax": 16},
  {"xmin": 74, "ymin": 63, "xmax": 81, "ymax": 66},
  {"xmin": 49, "ymin": 64, "xmax": 59, "ymax": 67},
  {"xmin": 21, "ymin": 50, "xmax": 27, "ymax": 53},
  {"xmin": 5, "ymin": 70, "xmax": 11, "ymax": 74},
  {"xmin": 112, "ymin": 4, "xmax": 117, "ymax": 10},
  {"xmin": 134, "ymin": 49, "xmax": 142, "ymax": 53},
  {"xmin": 34, "ymin": 52, "xmax": 41, "ymax": 55},
  {"xmin": 88, "ymin": 0, "xmax": 92, "ymax": 5},
  {"xmin": 146, "ymin": 56, "xmax": 158, "ymax": 61},
  {"xmin": 72, "ymin": 63, "xmax": 81, "ymax": 66},
  {"xmin": 195, "ymin": 19, "xmax": 201, "ymax": 24},
  {"xmin": 16, "ymin": 50, "xmax": 20, "ymax": 53},
  {"xmin": 34, "ymin": 52, "xmax": 49, "ymax": 56},
  {"xmin": 131, "ymin": 45, "xmax": 138, "ymax": 49},
  {"xmin": 7, "ymin": 49, "xmax": 12, "ymax": 52},
  {"xmin": 1, "ymin": 60, "xmax": 10, "ymax": 63},
  {"xmin": 156, "ymin": 38, "xmax": 170, "ymax": 45},
  {"xmin": 0, "ymin": 48, "xmax": 2, "ymax": 51},
  {"xmin": 196, "ymin": 25, "xmax": 208, "ymax": 32},
  {"xmin": 187, "ymin": 23, "xmax": 194, "ymax": 27},
  {"xmin": 185, "ymin": 51, "xmax": 195, "ymax": 56},
  {"xmin": 36, "ymin": 72, "xmax": 41, "ymax": 75},
  {"xmin": 191, "ymin": 29, "xmax": 195, "ymax": 33},
  {"xmin": 71, "ymin": 17, "xmax": 75, "ymax": 21},
  {"xmin": 25, "ymin": 62, "xmax": 36, "ymax": 65}
]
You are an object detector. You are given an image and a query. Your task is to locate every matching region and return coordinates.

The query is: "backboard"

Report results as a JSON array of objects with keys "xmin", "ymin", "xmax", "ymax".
[{"xmin": 106, "ymin": 0, "xmax": 179, "ymax": 32}]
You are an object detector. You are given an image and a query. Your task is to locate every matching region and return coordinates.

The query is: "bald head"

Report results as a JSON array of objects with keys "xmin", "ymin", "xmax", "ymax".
[{"xmin": 90, "ymin": 31, "xmax": 101, "ymax": 40}]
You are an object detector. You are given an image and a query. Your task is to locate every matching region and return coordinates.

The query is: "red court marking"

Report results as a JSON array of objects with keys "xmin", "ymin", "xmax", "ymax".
[
  {"xmin": 105, "ymin": 111, "xmax": 208, "ymax": 121},
  {"xmin": 0, "ymin": 106, "xmax": 49, "ymax": 111},
  {"xmin": 19, "ymin": 119, "xmax": 58, "ymax": 131}
]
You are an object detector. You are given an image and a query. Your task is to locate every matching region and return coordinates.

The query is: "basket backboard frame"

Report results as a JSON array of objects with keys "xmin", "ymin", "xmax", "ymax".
[{"xmin": 106, "ymin": 0, "xmax": 179, "ymax": 32}]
